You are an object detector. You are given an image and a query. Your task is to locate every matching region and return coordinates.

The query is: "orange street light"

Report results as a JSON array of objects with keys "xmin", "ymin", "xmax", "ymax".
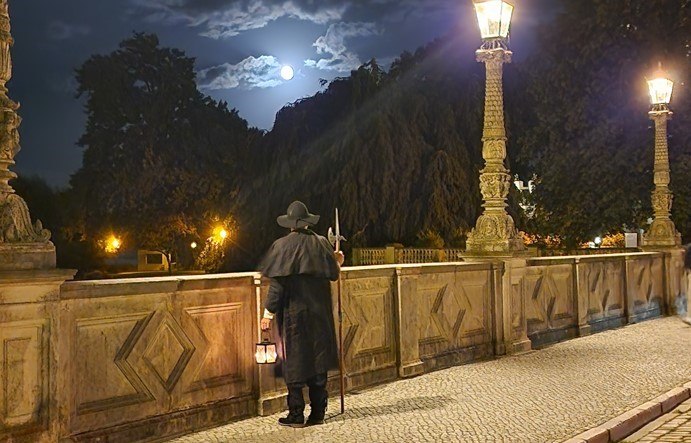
[{"xmin": 104, "ymin": 235, "xmax": 122, "ymax": 254}]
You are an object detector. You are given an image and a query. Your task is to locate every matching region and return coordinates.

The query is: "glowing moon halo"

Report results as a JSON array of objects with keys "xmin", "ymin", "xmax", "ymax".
[{"xmin": 280, "ymin": 65, "xmax": 294, "ymax": 81}]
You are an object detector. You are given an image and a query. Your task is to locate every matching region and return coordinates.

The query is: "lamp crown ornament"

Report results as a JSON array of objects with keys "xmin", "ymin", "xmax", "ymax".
[{"xmin": 0, "ymin": 0, "xmax": 52, "ymax": 256}]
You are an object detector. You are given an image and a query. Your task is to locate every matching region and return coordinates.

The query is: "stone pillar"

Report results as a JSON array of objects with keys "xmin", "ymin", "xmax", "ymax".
[
  {"xmin": 395, "ymin": 267, "xmax": 424, "ymax": 378},
  {"xmin": 642, "ymin": 109, "xmax": 681, "ymax": 247},
  {"xmin": 466, "ymin": 47, "xmax": 525, "ymax": 255}
]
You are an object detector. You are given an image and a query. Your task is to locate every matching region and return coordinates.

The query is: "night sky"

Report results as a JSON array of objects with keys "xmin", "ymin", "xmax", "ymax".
[{"xmin": 8, "ymin": 0, "xmax": 559, "ymax": 187}]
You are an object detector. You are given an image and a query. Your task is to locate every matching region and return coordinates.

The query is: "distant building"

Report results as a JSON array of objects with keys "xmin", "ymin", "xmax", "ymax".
[{"xmin": 137, "ymin": 250, "xmax": 170, "ymax": 272}]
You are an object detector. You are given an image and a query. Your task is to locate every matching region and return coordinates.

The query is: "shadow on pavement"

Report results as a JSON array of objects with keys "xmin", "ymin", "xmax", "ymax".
[{"xmin": 326, "ymin": 395, "xmax": 453, "ymax": 422}]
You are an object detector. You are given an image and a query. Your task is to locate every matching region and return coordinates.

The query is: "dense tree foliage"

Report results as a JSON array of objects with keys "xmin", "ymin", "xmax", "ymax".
[
  {"xmin": 71, "ymin": 34, "xmax": 258, "ymax": 265},
  {"xmin": 514, "ymin": 0, "xmax": 691, "ymax": 246}
]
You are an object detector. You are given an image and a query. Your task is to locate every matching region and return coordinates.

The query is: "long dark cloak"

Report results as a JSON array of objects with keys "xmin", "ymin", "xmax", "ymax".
[{"xmin": 259, "ymin": 229, "xmax": 339, "ymax": 384}]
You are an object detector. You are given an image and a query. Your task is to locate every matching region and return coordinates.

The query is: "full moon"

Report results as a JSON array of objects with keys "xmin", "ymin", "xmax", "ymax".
[{"xmin": 280, "ymin": 65, "xmax": 294, "ymax": 81}]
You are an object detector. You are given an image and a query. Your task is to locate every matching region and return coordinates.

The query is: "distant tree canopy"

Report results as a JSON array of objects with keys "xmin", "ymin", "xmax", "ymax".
[{"xmin": 71, "ymin": 33, "xmax": 258, "ymax": 265}]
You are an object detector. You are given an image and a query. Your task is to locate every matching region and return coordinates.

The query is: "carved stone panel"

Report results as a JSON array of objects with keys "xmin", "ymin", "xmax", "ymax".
[
  {"xmin": 627, "ymin": 256, "xmax": 664, "ymax": 317},
  {"xmin": 340, "ymin": 276, "xmax": 396, "ymax": 376},
  {"xmin": 417, "ymin": 270, "xmax": 491, "ymax": 359},
  {"xmin": 63, "ymin": 279, "xmax": 257, "ymax": 436},
  {"xmin": 0, "ymin": 320, "xmax": 46, "ymax": 429},
  {"xmin": 579, "ymin": 261, "xmax": 625, "ymax": 325},
  {"xmin": 184, "ymin": 302, "xmax": 246, "ymax": 392},
  {"xmin": 74, "ymin": 312, "xmax": 155, "ymax": 415},
  {"xmin": 525, "ymin": 265, "xmax": 574, "ymax": 335}
]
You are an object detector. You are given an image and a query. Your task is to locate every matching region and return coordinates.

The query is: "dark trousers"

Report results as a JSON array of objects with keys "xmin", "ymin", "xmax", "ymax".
[{"xmin": 286, "ymin": 373, "xmax": 328, "ymax": 418}]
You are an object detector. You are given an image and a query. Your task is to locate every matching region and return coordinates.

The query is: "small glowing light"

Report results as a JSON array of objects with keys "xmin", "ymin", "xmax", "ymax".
[
  {"xmin": 105, "ymin": 235, "xmax": 122, "ymax": 254},
  {"xmin": 594, "ymin": 236, "xmax": 602, "ymax": 246},
  {"xmin": 280, "ymin": 65, "xmax": 294, "ymax": 81},
  {"xmin": 212, "ymin": 226, "xmax": 229, "ymax": 244},
  {"xmin": 190, "ymin": 242, "xmax": 197, "ymax": 249}
]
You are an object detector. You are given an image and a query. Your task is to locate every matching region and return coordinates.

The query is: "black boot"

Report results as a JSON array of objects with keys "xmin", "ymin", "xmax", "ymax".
[
  {"xmin": 306, "ymin": 374, "xmax": 328, "ymax": 426},
  {"xmin": 282, "ymin": 384, "xmax": 306, "ymax": 428},
  {"xmin": 278, "ymin": 411, "xmax": 305, "ymax": 428}
]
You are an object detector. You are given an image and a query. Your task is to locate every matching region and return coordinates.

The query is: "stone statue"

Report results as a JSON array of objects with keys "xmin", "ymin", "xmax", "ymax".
[{"xmin": 0, "ymin": 0, "xmax": 52, "ymax": 246}]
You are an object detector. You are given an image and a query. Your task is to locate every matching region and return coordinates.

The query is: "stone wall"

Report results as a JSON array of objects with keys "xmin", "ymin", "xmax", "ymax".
[{"xmin": 0, "ymin": 250, "xmax": 684, "ymax": 442}]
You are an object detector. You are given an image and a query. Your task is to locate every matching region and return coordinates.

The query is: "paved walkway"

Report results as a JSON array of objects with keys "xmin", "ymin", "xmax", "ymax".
[
  {"xmin": 626, "ymin": 399, "xmax": 691, "ymax": 442},
  {"xmin": 172, "ymin": 317, "xmax": 691, "ymax": 443}
]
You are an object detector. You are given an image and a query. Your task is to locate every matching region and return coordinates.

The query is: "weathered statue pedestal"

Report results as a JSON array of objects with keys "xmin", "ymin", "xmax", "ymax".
[{"xmin": 0, "ymin": 242, "xmax": 57, "ymax": 271}]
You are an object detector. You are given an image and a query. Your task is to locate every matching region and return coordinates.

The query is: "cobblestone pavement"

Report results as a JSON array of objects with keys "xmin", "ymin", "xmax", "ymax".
[
  {"xmin": 171, "ymin": 317, "xmax": 691, "ymax": 443},
  {"xmin": 626, "ymin": 399, "xmax": 691, "ymax": 443}
]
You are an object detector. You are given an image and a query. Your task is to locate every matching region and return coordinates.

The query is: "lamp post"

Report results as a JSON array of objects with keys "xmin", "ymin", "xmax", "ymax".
[
  {"xmin": 642, "ymin": 66, "xmax": 681, "ymax": 247},
  {"xmin": 466, "ymin": 0, "xmax": 525, "ymax": 254}
]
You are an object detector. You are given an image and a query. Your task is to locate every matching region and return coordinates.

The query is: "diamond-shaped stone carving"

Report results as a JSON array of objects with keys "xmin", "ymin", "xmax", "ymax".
[
  {"xmin": 431, "ymin": 284, "xmax": 466, "ymax": 342},
  {"xmin": 142, "ymin": 316, "xmax": 195, "ymax": 393}
]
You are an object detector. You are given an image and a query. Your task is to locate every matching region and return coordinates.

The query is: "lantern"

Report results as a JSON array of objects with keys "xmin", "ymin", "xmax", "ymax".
[
  {"xmin": 255, "ymin": 334, "xmax": 277, "ymax": 365},
  {"xmin": 647, "ymin": 74, "xmax": 674, "ymax": 106},
  {"xmin": 473, "ymin": 0, "xmax": 514, "ymax": 40}
]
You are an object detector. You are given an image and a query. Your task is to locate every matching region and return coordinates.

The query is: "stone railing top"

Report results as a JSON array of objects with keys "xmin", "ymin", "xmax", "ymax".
[
  {"xmin": 527, "ymin": 251, "xmax": 664, "ymax": 265},
  {"xmin": 342, "ymin": 262, "xmax": 493, "ymax": 272},
  {"xmin": 61, "ymin": 271, "xmax": 262, "ymax": 300},
  {"xmin": 60, "ymin": 262, "xmax": 494, "ymax": 299}
]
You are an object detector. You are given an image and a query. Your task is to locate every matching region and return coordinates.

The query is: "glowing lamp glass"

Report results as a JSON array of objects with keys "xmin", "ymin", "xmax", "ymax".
[
  {"xmin": 647, "ymin": 77, "xmax": 673, "ymax": 105},
  {"xmin": 255, "ymin": 339, "xmax": 277, "ymax": 365},
  {"xmin": 474, "ymin": 0, "xmax": 514, "ymax": 40}
]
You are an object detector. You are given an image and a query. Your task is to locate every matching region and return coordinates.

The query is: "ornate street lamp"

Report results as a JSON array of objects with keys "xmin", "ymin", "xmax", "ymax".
[
  {"xmin": 466, "ymin": 0, "xmax": 525, "ymax": 254},
  {"xmin": 642, "ymin": 66, "xmax": 681, "ymax": 247}
]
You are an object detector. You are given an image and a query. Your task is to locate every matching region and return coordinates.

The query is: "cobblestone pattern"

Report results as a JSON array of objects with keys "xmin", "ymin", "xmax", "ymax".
[
  {"xmin": 626, "ymin": 399, "xmax": 691, "ymax": 442},
  {"xmin": 171, "ymin": 318, "xmax": 691, "ymax": 443}
]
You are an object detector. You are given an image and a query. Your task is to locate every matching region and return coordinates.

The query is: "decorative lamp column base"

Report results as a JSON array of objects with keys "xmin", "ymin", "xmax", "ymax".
[
  {"xmin": 466, "ymin": 213, "xmax": 526, "ymax": 255},
  {"xmin": 642, "ymin": 219, "xmax": 681, "ymax": 248}
]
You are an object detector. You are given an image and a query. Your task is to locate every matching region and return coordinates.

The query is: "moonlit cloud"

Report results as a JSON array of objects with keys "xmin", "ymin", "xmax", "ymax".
[
  {"xmin": 197, "ymin": 55, "xmax": 284, "ymax": 90},
  {"xmin": 131, "ymin": 0, "xmax": 346, "ymax": 38},
  {"xmin": 46, "ymin": 21, "xmax": 91, "ymax": 40},
  {"xmin": 305, "ymin": 22, "xmax": 380, "ymax": 72}
]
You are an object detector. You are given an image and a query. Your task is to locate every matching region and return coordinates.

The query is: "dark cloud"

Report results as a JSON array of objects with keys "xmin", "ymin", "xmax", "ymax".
[
  {"xmin": 131, "ymin": 0, "xmax": 346, "ymax": 38},
  {"xmin": 46, "ymin": 20, "xmax": 91, "ymax": 40}
]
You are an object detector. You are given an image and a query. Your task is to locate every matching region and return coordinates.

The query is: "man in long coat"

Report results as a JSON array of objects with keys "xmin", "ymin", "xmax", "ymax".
[{"xmin": 260, "ymin": 201, "xmax": 343, "ymax": 427}]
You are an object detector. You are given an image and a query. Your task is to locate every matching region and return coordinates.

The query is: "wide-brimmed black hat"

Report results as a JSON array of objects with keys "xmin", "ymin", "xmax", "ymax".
[{"xmin": 277, "ymin": 201, "xmax": 320, "ymax": 229}]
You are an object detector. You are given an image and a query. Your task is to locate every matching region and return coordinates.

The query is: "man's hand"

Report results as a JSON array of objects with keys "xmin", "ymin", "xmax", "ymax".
[
  {"xmin": 260, "ymin": 318, "xmax": 271, "ymax": 331},
  {"xmin": 335, "ymin": 251, "xmax": 345, "ymax": 266}
]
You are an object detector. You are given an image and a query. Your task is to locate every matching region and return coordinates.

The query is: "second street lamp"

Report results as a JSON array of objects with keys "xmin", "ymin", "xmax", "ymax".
[
  {"xmin": 466, "ymin": 0, "xmax": 525, "ymax": 254},
  {"xmin": 642, "ymin": 66, "xmax": 681, "ymax": 247}
]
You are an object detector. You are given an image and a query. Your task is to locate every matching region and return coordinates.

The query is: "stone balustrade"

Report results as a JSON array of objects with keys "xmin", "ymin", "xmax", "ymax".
[{"xmin": 0, "ymin": 250, "xmax": 686, "ymax": 442}]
